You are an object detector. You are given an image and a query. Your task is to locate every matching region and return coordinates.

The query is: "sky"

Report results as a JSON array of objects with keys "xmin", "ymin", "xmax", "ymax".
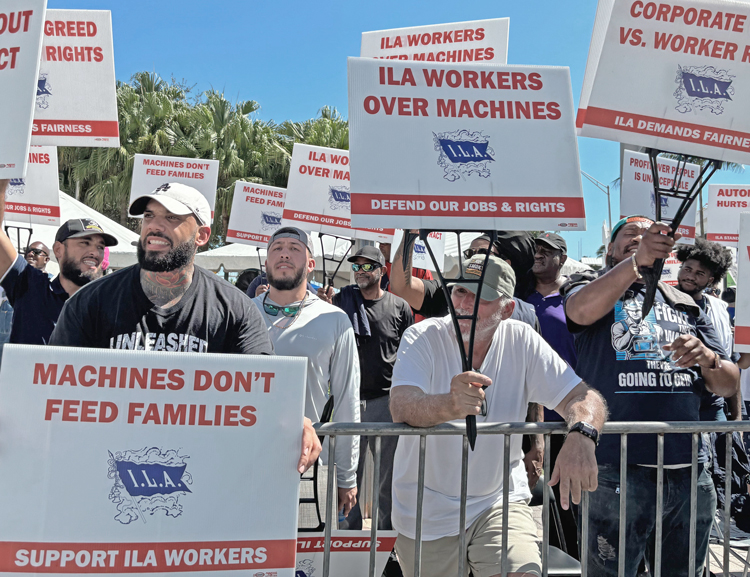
[{"xmin": 48, "ymin": 0, "xmax": 750, "ymax": 258}]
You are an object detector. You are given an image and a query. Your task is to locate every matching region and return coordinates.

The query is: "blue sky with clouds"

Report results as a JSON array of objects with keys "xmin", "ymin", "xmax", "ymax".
[{"xmin": 49, "ymin": 0, "xmax": 749, "ymax": 257}]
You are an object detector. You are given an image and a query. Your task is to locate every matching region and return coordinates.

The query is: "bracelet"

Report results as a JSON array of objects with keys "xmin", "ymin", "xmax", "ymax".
[{"xmin": 631, "ymin": 254, "xmax": 643, "ymax": 280}]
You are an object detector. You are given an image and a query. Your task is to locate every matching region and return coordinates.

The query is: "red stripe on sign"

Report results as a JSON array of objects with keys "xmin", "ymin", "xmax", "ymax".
[
  {"xmin": 576, "ymin": 107, "xmax": 587, "ymax": 129},
  {"xmin": 351, "ymin": 194, "xmax": 585, "ymax": 218},
  {"xmin": 707, "ymin": 233, "xmax": 738, "ymax": 243},
  {"xmin": 0, "ymin": 540, "xmax": 295, "ymax": 573},
  {"xmin": 32, "ymin": 120, "xmax": 120, "ymax": 138},
  {"xmin": 736, "ymin": 327, "xmax": 750, "ymax": 346},
  {"xmin": 4, "ymin": 203, "xmax": 60, "ymax": 217},
  {"xmin": 282, "ymin": 209, "xmax": 352, "ymax": 229},
  {"xmin": 581, "ymin": 107, "xmax": 750, "ymax": 153},
  {"xmin": 296, "ymin": 536, "xmax": 397, "ymax": 553},
  {"xmin": 676, "ymin": 224, "xmax": 696, "ymax": 238},
  {"xmin": 226, "ymin": 229, "xmax": 270, "ymax": 244}
]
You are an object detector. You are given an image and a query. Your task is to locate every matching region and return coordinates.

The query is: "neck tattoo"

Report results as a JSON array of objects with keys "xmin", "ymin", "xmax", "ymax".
[{"xmin": 140, "ymin": 267, "xmax": 193, "ymax": 308}]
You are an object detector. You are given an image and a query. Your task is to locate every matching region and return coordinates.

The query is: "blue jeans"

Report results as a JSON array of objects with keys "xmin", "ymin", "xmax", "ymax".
[{"xmin": 584, "ymin": 463, "xmax": 716, "ymax": 577}]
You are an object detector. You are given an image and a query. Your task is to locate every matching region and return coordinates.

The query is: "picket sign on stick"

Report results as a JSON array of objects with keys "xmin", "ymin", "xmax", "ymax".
[
  {"xmin": 0, "ymin": 0, "xmax": 47, "ymax": 179},
  {"xmin": 706, "ymin": 183, "xmax": 750, "ymax": 247},
  {"xmin": 390, "ymin": 229, "xmax": 446, "ymax": 272},
  {"xmin": 226, "ymin": 182, "xmax": 286, "ymax": 248},
  {"xmin": 734, "ymin": 212, "xmax": 750, "ymax": 352},
  {"xmin": 0, "ymin": 345, "xmax": 306, "ymax": 577},
  {"xmin": 130, "ymin": 154, "xmax": 219, "ymax": 222},
  {"xmin": 361, "ymin": 18, "xmax": 509, "ymax": 64},
  {"xmin": 31, "ymin": 10, "xmax": 119, "ymax": 147},
  {"xmin": 4, "ymin": 145, "xmax": 61, "ymax": 227},
  {"xmin": 347, "ymin": 58, "xmax": 586, "ymax": 230}
]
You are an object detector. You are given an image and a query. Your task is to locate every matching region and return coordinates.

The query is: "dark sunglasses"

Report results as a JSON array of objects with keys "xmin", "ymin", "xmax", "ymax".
[
  {"xmin": 262, "ymin": 293, "xmax": 303, "ymax": 317},
  {"xmin": 463, "ymin": 247, "xmax": 490, "ymax": 259},
  {"xmin": 351, "ymin": 263, "xmax": 379, "ymax": 272},
  {"xmin": 25, "ymin": 248, "xmax": 48, "ymax": 257}
]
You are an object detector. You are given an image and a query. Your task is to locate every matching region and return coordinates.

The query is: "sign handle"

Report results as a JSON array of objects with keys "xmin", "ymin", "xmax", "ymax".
[{"xmin": 318, "ymin": 233, "xmax": 355, "ymax": 289}]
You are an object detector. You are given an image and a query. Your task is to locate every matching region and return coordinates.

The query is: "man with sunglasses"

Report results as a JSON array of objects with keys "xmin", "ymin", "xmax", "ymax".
[
  {"xmin": 318, "ymin": 246, "xmax": 413, "ymax": 531},
  {"xmin": 0, "ymin": 179, "xmax": 118, "ymax": 345},
  {"xmin": 253, "ymin": 227, "xmax": 361, "ymax": 521}
]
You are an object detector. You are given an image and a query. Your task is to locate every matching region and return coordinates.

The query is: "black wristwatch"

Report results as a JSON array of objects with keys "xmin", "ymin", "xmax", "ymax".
[{"xmin": 568, "ymin": 421, "xmax": 600, "ymax": 446}]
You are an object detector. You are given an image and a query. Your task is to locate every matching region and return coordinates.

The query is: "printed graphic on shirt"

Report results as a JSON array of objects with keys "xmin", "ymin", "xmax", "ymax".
[{"xmin": 110, "ymin": 332, "xmax": 208, "ymax": 353}]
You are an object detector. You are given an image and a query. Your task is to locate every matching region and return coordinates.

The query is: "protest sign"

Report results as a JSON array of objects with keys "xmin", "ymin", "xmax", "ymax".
[
  {"xmin": 578, "ymin": 0, "xmax": 750, "ymax": 165},
  {"xmin": 390, "ymin": 230, "xmax": 446, "ymax": 272},
  {"xmin": 31, "ymin": 9, "xmax": 119, "ymax": 147},
  {"xmin": 226, "ymin": 182, "xmax": 286, "ymax": 247},
  {"xmin": 0, "ymin": 1, "xmax": 47, "ymax": 179},
  {"xmin": 620, "ymin": 150, "xmax": 699, "ymax": 244},
  {"xmin": 0, "ymin": 345, "xmax": 306, "ymax": 576},
  {"xmin": 733, "ymin": 213, "xmax": 750, "ymax": 351},
  {"xmin": 295, "ymin": 531, "xmax": 397, "ymax": 577},
  {"xmin": 282, "ymin": 143, "xmax": 394, "ymax": 242},
  {"xmin": 4, "ymin": 146, "xmax": 60, "ymax": 226},
  {"xmin": 130, "ymin": 154, "xmax": 219, "ymax": 221},
  {"xmin": 706, "ymin": 183, "xmax": 750, "ymax": 246},
  {"xmin": 361, "ymin": 18, "xmax": 509, "ymax": 64},
  {"xmin": 347, "ymin": 58, "xmax": 585, "ymax": 230}
]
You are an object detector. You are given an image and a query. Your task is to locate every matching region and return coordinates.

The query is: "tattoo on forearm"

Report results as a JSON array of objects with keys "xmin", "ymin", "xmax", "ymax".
[{"xmin": 140, "ymin": 268, "xmax": 193, "ymax": 308}]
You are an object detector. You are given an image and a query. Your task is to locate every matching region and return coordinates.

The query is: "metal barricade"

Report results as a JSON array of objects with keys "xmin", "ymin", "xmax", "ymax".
[{"xmin": 315, "ymin": 420, "xmax": 750, "ymax": 577}]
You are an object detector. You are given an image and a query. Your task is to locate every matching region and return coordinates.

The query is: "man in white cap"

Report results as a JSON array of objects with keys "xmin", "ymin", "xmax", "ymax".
[
  {"xmin": 0, "ymin": 179, "xmax": 118, "ymax": 344},
  {"xmin": 389, "ymin": 254, "xmax": 607, "ymax": 577},
  {"xmin": 49, "ymin": 183, "xmax": 320, "ymax": 473}
]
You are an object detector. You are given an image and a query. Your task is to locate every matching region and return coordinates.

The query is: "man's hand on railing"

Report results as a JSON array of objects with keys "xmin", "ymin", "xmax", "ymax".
[
  {"xmin": 338, "ymin": 486, "xmax": 357, "ymax": 517},
  {"xmin": 548, "ymin": 431, "xmax": 598, "ymax": 510},
  {"xmin": 298, "ymin": 417, "xmax": 322, "ymax": 474}
]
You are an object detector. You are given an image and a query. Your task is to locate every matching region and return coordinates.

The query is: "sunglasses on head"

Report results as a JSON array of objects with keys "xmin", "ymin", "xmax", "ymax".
[
  {"xmin": 351, "ymin": 263, "xmax": 379, "ymax": 272},
  {"xmin": 25, "ymin": 248, "xmax": 48, "ymax": 257}
]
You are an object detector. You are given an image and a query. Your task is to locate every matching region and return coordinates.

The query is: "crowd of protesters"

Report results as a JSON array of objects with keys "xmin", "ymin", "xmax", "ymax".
[{"xmin": 2, "ymin": 176, "xmax": 750, "ymax": 576}]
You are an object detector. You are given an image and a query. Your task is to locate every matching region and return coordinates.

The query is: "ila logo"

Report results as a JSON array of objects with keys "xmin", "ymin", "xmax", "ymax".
[
  {"xmin": 7, "ymin": 179, "xmax": 25, "ymax": 197},
  {"xmin": 433, "ymin": 130, "xmax": 494, "ymax": 182},
  {"xmin": 36, "ymin": 73, "xmax": 51, "ymax": 110},
  {"xmin": 674, "ymin": 65, "xmax": 734, "ymax": 115},
  {"xmin": 108, "ymin": 447, "xmax": 192, "ymax": 524},
  {"xmin": 328, "ymin": 186, "xmax": 350, "ymax": 211},
  {"xmin": 260, "ymin": 212, "xmax": 282, "ymax": 231}
]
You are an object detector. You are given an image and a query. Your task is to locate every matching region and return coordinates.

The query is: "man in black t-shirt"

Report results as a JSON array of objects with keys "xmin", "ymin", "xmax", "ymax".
[
  {"xmin": 563, "ymin": 215, "xmax": 739, "ymax": 576},
  {"xmin": 50, "ymin": 183, "xmax": 320, "ymax": 473},
  {"xmin": 318, "ymin": 245, "xmax": 413, "ymax": 530}
]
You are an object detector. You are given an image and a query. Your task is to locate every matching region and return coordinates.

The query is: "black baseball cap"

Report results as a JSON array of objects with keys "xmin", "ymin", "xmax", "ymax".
[
  {"xmin": 347, "ymin": 246, "xmax": 386, "ymax": 267},
  {"xmin": 267, "ymin": 227, "xmax": 314, "ymax": 254},
  {"xmin": 535, "ymin": 232, "xmax": 567, "ymax": 254},
  {"xmin": 55, "ymin": 218, "xmax": 118, "ymax": 247}
]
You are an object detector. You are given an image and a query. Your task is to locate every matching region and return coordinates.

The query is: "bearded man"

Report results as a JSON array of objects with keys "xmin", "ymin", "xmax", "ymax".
[
  {"xmin": 318, "ymin": 246, "xmax": 413, "ymax": 530},
  {"xmin": 0, "ymin": 179, "xmax": 118, "ymax": 344},
  {"xmin": 390, "ymin": 254, "xmax": 607, "ymax": 577},
  {"xmin": 252, "ymin": 227, "xmax": 361, "ymax": 521}
]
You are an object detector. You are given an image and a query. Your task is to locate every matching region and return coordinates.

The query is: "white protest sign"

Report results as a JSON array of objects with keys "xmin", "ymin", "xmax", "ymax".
[
  {"xmin": 0, "ymin": 1, "xmax": 47, "ymax": 179},
  {"xmin": 390, "ymin": 230, "xmax": 446, "ymax": 272},
  {"xmin": 226, "ymin": 182, "xmax": 286, "ymax": 247},
  {"xmin": 282, "ymin": 143, "xmax": 394, "ymax": 242},
  {"xmin": 733, "ymin": 212, "xmax": 750, "ymax": 351},
  {"xmin": 296, "ymin": 531, "xmax": 396, "ymax": 577},
  {"xmin": 31, "ymin": 10, "xmax": 119, "ymax": 147},
  {"xmin": 348, "ymin": 58, "xmax": 586, "ymax": 230},
  {"xmin": 361, "ymin": 18, "xmax": 509, "ymax": 64},
  {"xmin": 130, "ymin": 154, "xmax": 219, "ymax": 220},
  {"xmin": 4, "ymin": 146, "xmax": 60, "ymax": 226},
  {"xmin": 661, "ymin": 251, "xmax": 682, "ymax": 285},
  {"xmin": 0, "ymin": 345, "xmax": 306, "ymax": 576},
  {"xmin": 620, "ymin": 150, "xmax": 699, "ymax": 244},
  {"xmin": 578, "ymin": 0, "xmax": 750, "ymax": 164},
  {"xmin": 706, "ymin": 183, "xmax": 750, "ymax": 246}
]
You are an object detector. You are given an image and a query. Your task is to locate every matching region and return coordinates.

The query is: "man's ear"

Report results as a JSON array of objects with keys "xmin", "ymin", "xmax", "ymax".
[
  {"xmin": 307, "ymin": 257, "xmax": 316, "ymax": 274},
  {"xmin": 560, "ymin": 254, "xmax": 568, "ymax": 265},
  {"xmin": 52, "ymin": 241, "xmax": 65, "ymax": 261},
  {"xmin": 195, "ymin": 225, "xmax": 211, "ymax": 247}
]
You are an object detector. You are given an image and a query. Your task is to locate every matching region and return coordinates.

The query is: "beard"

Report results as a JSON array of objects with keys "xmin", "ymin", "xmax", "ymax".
[
  {"xmin": 267, "ymin": 263, "xmax": 306, "ymax": 291},
  {"xmin": 138, "ymin": 233, "xmax": 196, "ymax": 272},
  {"xmin": 355, "ymin": 271, "xmax": 380, "ymax": 290},
  {"xmin": 60, "ymin": 256, "xmax": 102, "ymax": 287},
  {"xmin": 678, "ymin": 280, "xmax": 707, "ymax": 297},
  {"xmin": 455, "ymin": 306, "xmax": 505, "ymax": 344}
]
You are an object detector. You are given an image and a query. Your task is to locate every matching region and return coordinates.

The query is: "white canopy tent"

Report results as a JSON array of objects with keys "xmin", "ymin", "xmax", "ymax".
[{"xmin": 3, "ymin": 191, "xmax": 140, "ymax": 275}]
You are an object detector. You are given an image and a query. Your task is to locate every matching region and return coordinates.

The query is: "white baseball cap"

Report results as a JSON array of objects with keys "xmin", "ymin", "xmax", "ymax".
[{"xmin": 129, "ymin": 182, "xmax": 211, "ymax": 226}]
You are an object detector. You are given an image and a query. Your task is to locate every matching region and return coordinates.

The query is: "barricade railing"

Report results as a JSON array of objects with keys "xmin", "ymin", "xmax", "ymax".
[{"xmin": 314, "ymin": 420, "xmax": 750, "ymax": 577}]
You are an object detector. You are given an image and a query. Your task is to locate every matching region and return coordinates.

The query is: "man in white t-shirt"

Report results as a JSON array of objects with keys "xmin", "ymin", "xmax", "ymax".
[{"xmin": 390, "ymin": 254, "xmax": 608, "ymax": 577}]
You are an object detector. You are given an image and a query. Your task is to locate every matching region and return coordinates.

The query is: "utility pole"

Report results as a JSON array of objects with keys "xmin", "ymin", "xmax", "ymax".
[{"xmin": 581, "ymin": 171, "xmax": 612, "ymax": 232}]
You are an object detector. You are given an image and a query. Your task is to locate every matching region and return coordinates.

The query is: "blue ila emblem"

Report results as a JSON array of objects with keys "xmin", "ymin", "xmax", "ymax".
[
  {"xmin": 260, "ymin": 211, "xmax": 282, "ymax": 231},
  {"xmin": 433, "ymin": 130, "xmax": 494, "ymax": 182},
  {"xmin": 674, "ymin": 65, "xmax": 734, "ymax": 115},
  {"xmin": 414, "ymin": 243, "xmax": 427, "ymax": 255},
  {"xmin": 107, "ymin": 447, "xmax": 192, "ymax": 524},
  {"xmin": 7, "ymin": 179, "xmax": 25, "ymax": 197},
  {"xmin": 296, "ymin": 558, "xmax": 315, "ymax": 577},
  {"xmin": 328, "ymin": 186, "xmax": 350, "ymax": 211},
  {"xmin": 36, "ymin": 73, "xmax": 51, "ymax": 110}
]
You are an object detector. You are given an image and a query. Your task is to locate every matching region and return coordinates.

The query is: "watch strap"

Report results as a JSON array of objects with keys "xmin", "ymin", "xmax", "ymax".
[{"xmin": 568, "ymin": 421, "xmax": 600, "ymax": 446}]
